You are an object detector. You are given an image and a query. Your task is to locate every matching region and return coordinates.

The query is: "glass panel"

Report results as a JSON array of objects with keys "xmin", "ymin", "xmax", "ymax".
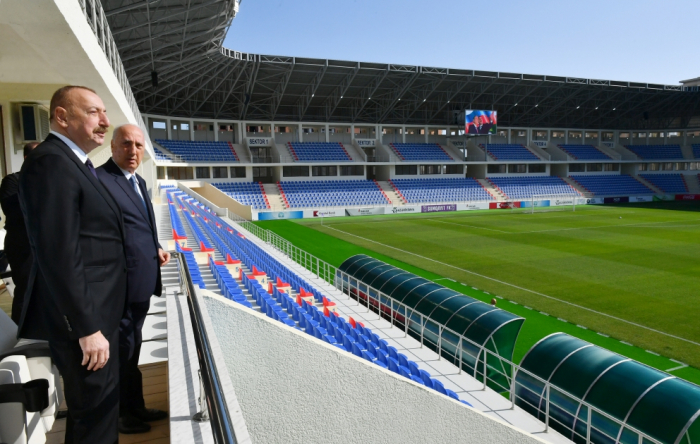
[
  {"xmin": 413, "ymin": 288, "xmax": 457, "ymax": 315},
  {"xmin": 429, "ymin": 295, "xmax": 479, "ymax": 325},
  {"xmin": 379, "ymin": 273, "xmax": 421, "ymax": 295},
  {"xmin": 361, "ymin": 264, "xmax": 396, "ymax": 287},
  {"xmin": 550, "ymin": 346, "xmax": 626, "ymax": 399},
  {"xmin": 445, "ymin": 302, "xmax": 496, "ymax": 336}
]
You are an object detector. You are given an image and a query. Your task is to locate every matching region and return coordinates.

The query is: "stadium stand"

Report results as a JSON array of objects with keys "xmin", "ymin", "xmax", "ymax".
[
  {"xmin": 482, "ymin": 144, "xmax": 540, "ymax": 161},
  {"xmin": 624, "ymin": 144, "xmax": 683, "ymax": 160},
  {"xmin": 639, "ymin": 174, "xmax": 688, "ymax": 193},
  {"xmin": 286, "ymin": 142, "xmax": 352, "ymax": 162},
  {"xmin": 154, "ymin": 146, "xmax": 174, "ymax": 161},
  {"xmin": 155, "ymin": 139, "xmax": 240, "ymax": 162},
  {"xmin": 557, "ymin": 144, "xmax": 612, "ymax": 160},
  {"xmin": 487, "ymin": 176, "xmax": 579, "ymax": 200},
  {"xmin": 164, "ymin": 188, "xmax": 472, "ymax": 406},
  {"xmin": 390, "ymin": 178, "xmax": 493, "ymax": 203},
  {"xmin": 692, "ymin": 144, "xmax": 700, "ymax": 158},
  {"xmin": 213, "ymin": 182, "xmax": 270, "ymax": 209},
  {"xmin": 388, "ymin": 143, "xmax": 453, "ymax": 161},
  {"xmin": 277, "ymin": 180, "xmax": 390, "ymax": 208},
  {"xmin": 570, "ymin": 174, "xmax": 654, "ymax": 195}
]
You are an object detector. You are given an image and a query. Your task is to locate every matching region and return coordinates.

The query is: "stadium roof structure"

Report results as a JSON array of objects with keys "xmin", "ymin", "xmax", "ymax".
[
  {"xmin": 514, "ymin": 333, "xmax": 700, "ymax": 444},
  {"xmin": 338, "ymin": 254, "xmax": 524, "ymax": 391},
  {"xmin": 102, "ymin": 0, "xmax": 700, "ymax": 130}
]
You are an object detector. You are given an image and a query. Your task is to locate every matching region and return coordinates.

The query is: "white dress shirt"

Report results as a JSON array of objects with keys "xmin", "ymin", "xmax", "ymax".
[
  {"xmin": 50, "ymin": 130, "xmax": 88, "ymax": 163},
  {"xmin": 119, "ymin": 166, "xmax": 145, "ymax": 202}
]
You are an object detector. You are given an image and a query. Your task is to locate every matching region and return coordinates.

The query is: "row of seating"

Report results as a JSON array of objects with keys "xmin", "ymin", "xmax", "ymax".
[
  {"xmin": 693, "ymin": 144, "xmax": 700, "ymax": 159},
  {"xmin": 153, "ymin": 146, "xmax": 174, "ymax": 162},
  {"xmin": 624, "ymin": 144, "xmax": 683, "ymax": 160},
  {"xmin": 212, "ymin": 182, "xmax": 270, "ymax": 210},
  {"xmin": 488, "ymin": 176, "xmax": 579, "ymax": 200},
  {"xmin": 165, "ymin": 187, "xmax": 473, "ymax": 406},
  {"xmin": 287, "ymin": 142, "xmax": 352, "ymax": 162},
  {"xmin": 570, "ymin": 175, "xmax": 653, "ymax": 196},
  {"xmin": 483, "ymin": 144, "xmax": 540, "ymax": 161},
  {"xmin": 639, "ymin": 174, "xmax": 688, "ymax": 193},
  {"xmin": 156, "ymin": 139, "xmax": 240, "ymax": 162},
  {"xmin": 390, "ymin": 178, "xmax": 493, "ymax": 203},
  {"xmin": 389, "ymin": 143, "xmax": 454, "ymax": 162},
  {"xmin": 558, "ymin": 144, "xmax": 612, "ymax": 160},
  {"xmin": 277, "ymin": 180, "xmax": 390, "ymax": 208}
]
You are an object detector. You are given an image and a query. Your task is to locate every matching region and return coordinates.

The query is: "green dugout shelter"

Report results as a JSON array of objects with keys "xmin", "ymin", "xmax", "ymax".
[
  {"xmin": 337, "ymin": 254, "xmax": 524, "ymax": 391},
  {"xmin": 514, "ymin": 333, "xmax": 700, "ymax": 444}
]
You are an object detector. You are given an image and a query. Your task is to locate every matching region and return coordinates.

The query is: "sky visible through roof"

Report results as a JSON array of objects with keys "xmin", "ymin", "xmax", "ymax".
[{"xmin": 223, "ymin": 0, "xmax": 699, "ymax": 86}]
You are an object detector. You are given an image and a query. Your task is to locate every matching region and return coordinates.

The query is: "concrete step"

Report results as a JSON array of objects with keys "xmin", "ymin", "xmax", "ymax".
[
  {"xmin": 634, "ymin": 176, "xmax": 663, "ymax": 194},
  {"xmin": 263, "ymin": 183, "xmax": 286, "ymax": 211},
  {"xmin": 477, "ymin": 179, "xmax": 506, "ymax": 202},
  {"xmin": 684, "ymin": 174, "xmax": 700, "ymax": 194},
  {"xmin": 561, "ymin": 177, "xmax": 591, "ymax": 197},
  {"xmin": 375, "ymin": 181, "xmax": 403, "ymax": 205}
]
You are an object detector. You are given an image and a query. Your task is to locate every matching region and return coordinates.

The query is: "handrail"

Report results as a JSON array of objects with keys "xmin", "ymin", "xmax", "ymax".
[
  {"xmin": 173, "ymin": 252, "xmax": 238, "ymax": 444},
  {"xmin": 228, "ymin": 219, "xmax": 666, "ymax": 444}
]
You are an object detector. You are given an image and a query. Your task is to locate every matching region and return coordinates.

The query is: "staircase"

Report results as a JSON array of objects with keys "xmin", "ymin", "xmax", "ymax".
[
  {"xmin": 231, "ymin": 143, "xmax": 251, "ymax": 163},
  {"xmin": 684, "ymin": 174, "xmax": 700, "ymax": 194},
  {"xmin": 477, "ymin": 179, "xmax": 506, "ymax": 201},
  {"xmin": 561, "ymin": 177, "xmax": 591, "ymax": 196},
  {"xmin": 681, "ymin": 145, "xmax": 695, "ymax": 160},
  {"xmin": 634, "ymin": 176, "xmax": 663, "ymax": 194},
  {"xmin": 376, "ymin": 181, "xmax": 404, "ymax": 205},
  {"xmin": 263, "ymin": 183, "xmax": 287, "ymax": 210}
]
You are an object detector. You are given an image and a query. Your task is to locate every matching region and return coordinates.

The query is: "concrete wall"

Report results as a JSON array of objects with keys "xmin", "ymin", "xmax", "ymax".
[
  {"xmin": 181, "ymin": 181, "xmax": 253, "ymax": 220},
  {"xmin": 203, "ymin": 294, "xmax": 546, "ymax": 444}
]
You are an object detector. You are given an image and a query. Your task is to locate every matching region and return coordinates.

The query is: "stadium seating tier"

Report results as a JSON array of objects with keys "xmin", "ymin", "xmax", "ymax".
[
  {"xmin": 482, "ymin": 144, "xmax": 540, "ymax": 161},
  {"xmin": 389, "ymin": 143, "xmax": 453, "ymax": 162},
  {"xmin": 390, "ymin": 178, "xmax": 493, "ymax": 203},
  {"xmin": 624, "ymin": 144, "xmax": 683, "ymax": 160},
  {"xmin": 287, "ymin": 142, "xmax": 352, "ymax": 162},
  {"xmin": 570, "ymin": 175, "xmax": 653, "ymax": 196},
  {"xmin": 639, "ymin": 174, "xmax": 688, "ymax": 193},
  {"xmin": 278, "ymin": 180, "xmax": 389, "ymax": 208},
  {"xmin": 558, "ymin": 144, "xmax": 612, "ymax": 160},
  {"xmin": 213, "ymin": 182, "xmax": 270, "ymax": 210},
  {"xmin": 156, "ymin": 139, "xmax": 239, "ymax": 162},
  {"xmin": 487, "ymin": 176, "xmax": 579, "ymax": 199}
]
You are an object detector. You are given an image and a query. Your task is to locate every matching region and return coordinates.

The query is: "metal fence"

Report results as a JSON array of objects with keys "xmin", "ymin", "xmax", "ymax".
[{"xmin": 227, "ymin": 215, "xmax": 665, "ymax": 444}]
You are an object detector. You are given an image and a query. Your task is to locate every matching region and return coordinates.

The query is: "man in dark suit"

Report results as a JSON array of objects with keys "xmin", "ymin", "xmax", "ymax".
[
  {"xmin": 0, "ymin": 141, "xmax": 39, "ymax": 323},
  {"xmin": 18, "ymin": 85, "xmax": 127, "ymax": 444},
  {"xmin": 96, "ymin": 124, "xmax": 170, "ymax": 434}
]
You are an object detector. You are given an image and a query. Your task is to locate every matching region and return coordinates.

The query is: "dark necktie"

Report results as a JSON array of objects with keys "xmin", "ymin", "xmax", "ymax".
[
  {"xmin": 85, "ymin": 158, "xmax": 97, "ymax": 178},
  {"xmin": 130, "ymin": 176, "xmax": 148, "ymax": 212}
]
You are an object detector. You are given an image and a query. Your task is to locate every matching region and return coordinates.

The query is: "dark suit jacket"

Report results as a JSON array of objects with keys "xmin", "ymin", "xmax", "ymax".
[
  {"xmin": 467, "ymin": 123, "xmax": 494, "ymax": 135},
  {"xmin": 96, "ymin": 158, "xmax": 162, "ymax": 304},
  {"xmin": 0, "ymin": 172, "xmax": 34, "ymax": 323},
  {"xmin": 18, "ymin": 134, "xmax": 127, "ymax": 341}
]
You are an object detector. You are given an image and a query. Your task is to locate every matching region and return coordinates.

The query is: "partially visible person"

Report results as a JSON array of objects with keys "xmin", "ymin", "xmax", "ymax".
[
  {"xmin": 0, "ymin": 141, "xmax": 39, "ymax": 323},
  {"xmin": 467, "ymin": 115, "xmax": 482, "ymax": 134},
  {"xmin": 96, "ymin": 124, "xmax": 169, "ymax": 434},
  {"xmin": 19, "ymin": 85, "xmax": 127, "ymax": 444}
]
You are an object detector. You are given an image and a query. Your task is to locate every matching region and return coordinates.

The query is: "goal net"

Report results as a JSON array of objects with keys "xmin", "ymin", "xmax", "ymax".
[{"xmin": 527, "ymin": 194, "xmax": 578, "ymax": 213}]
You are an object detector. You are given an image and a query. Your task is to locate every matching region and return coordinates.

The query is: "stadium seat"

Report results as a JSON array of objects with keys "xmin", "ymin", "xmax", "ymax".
[
  {"xmin": 624, "ymin": 144, "xmax": 683, "ymax": 160},
  {"xmin": 390, "ymin": 178, "xmax": 494, "ymax": 204},
  {"xmin": 487, "ymin": 176, "xmax": 579, "ymax": 200},
  {"xmin": 155, "ymin": 139, "xmax": 240, "ymax": 162},
  {"xmin": 558, "ymin": 144, "xmax": 612, "ymax": 160},
  {"xmin": 277, "ymin": 180, "xmax": 390, "ymax": 208},
  {"xmin": 570, "ymin": 175, "xmax": 653, "ymax": 196},
  {"xmin": 286, "ymin": 142, "xmax": 352, "ymax": 162},
  {"xmin": 639, "ymin": 174, "xmax": 688, "ymax": 193},
  {"xmin": 212, "ymin": 182, "xmax": 270, "ymax": 210},
  {"xmin": 389, "ymin": 143, "xmax": 453, "ymax": 162},
  {"xmin": 482, "ymin": 144, "xmax": 540, "ymax": 161}
]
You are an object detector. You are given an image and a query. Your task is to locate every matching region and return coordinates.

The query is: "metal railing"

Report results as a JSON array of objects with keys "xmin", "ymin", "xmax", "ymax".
[
  {"xmin": 226, "ymin": 218, "xmax": 666, "ymax": 444},
  {"xmin": 76, "ymin": 0, "xmax": 149, "ymax": 144},
  {"xmin": 173, "ymin": 251, "xmax": 238, "ymax": 444}
]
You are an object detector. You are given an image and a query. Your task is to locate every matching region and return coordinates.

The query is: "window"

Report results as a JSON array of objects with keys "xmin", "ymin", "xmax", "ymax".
[
  {"xmin": 253, "ymin": 167, "xmax": 272, "ymax": 179},
  {"xmin": 508, "ymin": 164, "xmax": 527, "ymax": 173},
  {"xmin": 648, "ymin": 163, "xmax": 659, "ymax": 171},
  {"xmin": 445, "ymin": 164, "xmax": 463, "ymax": 174},
  {"xmin": 420, "ymin": 165, "xmax": 442, "ymax": 175},
  {"xmin": 603, "ymin": 164, "xmax": 619, "ymax": 171},
  {"xmin": 569, "ymin": 164, "xmax": 585, "ymax": 172},
  {"xmin": 487, "ymin": 164, "xmax": 506, "ymax": 174},
  {"xmin": 676, "ymin": 163, "xmax": 688, "ymax": 171},
  {"xmin": 660, "ymin": 162, "xmax": 675, "ymax": 171},
  {"xmin": 230, "ymin": 167, "xmax": 246, "ymax": 178},
  {"xmin": 212, "ymin": 167, "xmax": 228, "ymax": 178},
  {"xmin": 339, "ymin": 165, "xmax": 364, "ymax": 176},
  {"xmin": 395, "ymin": 165, "xmax": 418, "ymax": 175},
  {"xmin": 587, "ymin": 164, "xmax": 603, "ymax": 172},
  {"xmin": 283, "ymin": 166, "xmax": 310, "ymax": 177},
  {"xmin": 152, "ymin": 121, "xmax": 166, "ymax": 129},
  {"xmin": 312, "ymin": 166, "xmax": 337, "ymax": 177},
  {"xmin": 166, "ymin": 167, "xmax": 193, "ymax": 180},
  {"xmin": 602, "ymin": 132, "xmax": 614, "ymax": 141},
  {"xmin": 529, "ymin": 164, "xmax": 546, "ymax": 173},
  {"xmin": 638, "ymin": 163, "xmax": 648, "ymax": 171},
  {"xmin": 157, "ymin": 166, "xmax": 165, "ymax": 179},
  {"xmin": 195, "ymin": 167, "xmax": 211, "ymax": 178}
]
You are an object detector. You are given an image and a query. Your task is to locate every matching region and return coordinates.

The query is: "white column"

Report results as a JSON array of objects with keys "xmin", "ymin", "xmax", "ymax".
[
  {"xmin": 166, "ymin": 118, "xmax": 172, "ymax": 140},
  {"xmin": 189, "ymin": 119, "xmax": 195, "ymax": 141},
  {"xmin": 214, "ymin": 121, "xmax": 219, "ymax": 142},
  {"xmin": 402, "ymin": 126, "xmax": 406, "ymax": 143},
  {"xmin": 325, "ymin": 124, "xmax": 330, "ymax": 142},
  {"xmin": 350, "ymin": 124, "xmax": 355, "ymax": 142},
  {"xmin": 424, "ymin": 126, "xmax": 429, "ymax": 143},
  {"xmin": 237, "ymin": 122, "xmax": 244, "ymax": 145},
  {"xmin": 298, "ymin": 123, "xmax": 303, "ymax": 142}
]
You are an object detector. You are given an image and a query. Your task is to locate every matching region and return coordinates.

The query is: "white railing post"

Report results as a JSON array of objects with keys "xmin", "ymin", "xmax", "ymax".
[{"xmin": 544, "ymin": 383, "xmax": 550, "ymax": 432}]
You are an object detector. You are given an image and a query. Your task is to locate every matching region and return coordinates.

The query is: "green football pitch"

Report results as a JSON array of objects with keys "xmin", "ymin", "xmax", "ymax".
[{"xmin": 255, "ymin": 201, "xmax": 700, "ymax": 384}]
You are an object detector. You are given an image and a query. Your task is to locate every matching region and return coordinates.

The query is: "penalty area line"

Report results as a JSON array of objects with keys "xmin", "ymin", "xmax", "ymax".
[{"xmin": 322, "ymin": 224, "xmax": 700, "ymax": 349}]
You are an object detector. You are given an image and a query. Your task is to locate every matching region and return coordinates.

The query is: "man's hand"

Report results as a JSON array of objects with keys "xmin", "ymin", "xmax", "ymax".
[
  {"xmin": 79, "ymin": 331, "xmax": 110, "ymax": 371},
  {"xmin": 158, "ymin": 248, "xmax": 171, "ymax": 267}
]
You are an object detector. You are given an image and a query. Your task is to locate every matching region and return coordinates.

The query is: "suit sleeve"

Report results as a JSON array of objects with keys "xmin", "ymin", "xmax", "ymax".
[{"xmin": 20, "ymin": 153, "xmax": 100, "ymax": 339}]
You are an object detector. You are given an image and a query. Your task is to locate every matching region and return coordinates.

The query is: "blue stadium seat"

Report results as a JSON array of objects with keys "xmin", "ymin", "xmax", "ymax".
[
  {"xmin": 639, "ymin": 174, "xmax": 688, "ymax": 193},
  {"xmin": 212, "ymin": 182, "xmax": 270, "ymax": 210},
  {"xmin": 389, "ymin": 143, "xmax": 453, "ymax": 162},
  {"xmin": 278, "ymin": 180, "xmax": 389, "ymax": 208},
  {"xmin": 570, "ymin": 175, "xmax": 653, "ymax": 196},
  {"xmin": 155, "ymin": 139, "xmax": 240, "ymax": 162},
  {"xmin": 624, "ymin": 144, "xmax": 683, "ymax": 160},
  {"xmin": 390, "ymin": 178, "xmax": 494, "ymax": 204},
  {"xmin": 482, "ymin": 144, "xmax": 540, "ymax": 161},
  {"xmin": 287, "ymin": 142, "xmax": 352, "ymax": 162},
  {"xmin": 558, "ymin": 144, "xmax": 612, "ymax": 160},
  {"xmin": 487, "ymin": 176, "xmax": 580, "ymax": 200}
]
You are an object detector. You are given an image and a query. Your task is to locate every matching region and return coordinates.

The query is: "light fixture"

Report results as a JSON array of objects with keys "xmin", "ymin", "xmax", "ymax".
[
  {"xmin": 423, "ymin": 99, "xmax": 426, "ymax": 102},
  {"xmin": 613, "ymin": 107, "xmax": 616, "ymax": 110},
  {"xmin": 340, "ymin": 95, "xmax": 343, "ymax": 98},
  {"xmin": 514, "ymin": 103, "xmax": 518, "ymax": 106},
  {"xmin": 398, "ymin": 98, "xmax": 401, "ymax": 101},
  {"xmin": 595, "ymin": 106, "xmax": 598, "ymax": 110},
  {"xmin": 311, "ymin": 94, "xmax": 314, "ymax": 97},
  {"xmin": 447, "ymin": 100, "xmax": 450, "ymax": 103},
  {"xmin": 535, "ymin": 104, "xmax": 539, "ymax": 107},
  {"xmin": 576, "ymin": 106, "xmax": 580, "ymax": 109}
]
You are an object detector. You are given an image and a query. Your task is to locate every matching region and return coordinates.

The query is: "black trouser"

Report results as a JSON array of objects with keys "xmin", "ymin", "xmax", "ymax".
[
  {"xmin": 119, "ymin": 300, "xmax": 150, "ymax": 415},
  {"xmin": 49, "ymin": 328, "xmax": 120, "ymax": 444}
]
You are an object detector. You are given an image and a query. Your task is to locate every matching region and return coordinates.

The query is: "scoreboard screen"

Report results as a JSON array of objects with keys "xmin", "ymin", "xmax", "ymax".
[{"xmin": 465, "ymin": 110, "xmax": 497, "ymax": 135}]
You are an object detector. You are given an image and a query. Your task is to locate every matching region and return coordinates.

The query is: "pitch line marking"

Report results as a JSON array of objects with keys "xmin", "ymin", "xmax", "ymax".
[
  {"xmin": 428, "ymin": 218, "xmax": 511, "ymax": 233},
  {"xmin": 322, "ymin": 224, "xmax": 700, "ymax": 349},
  {"xmin": 666, "ymin": 364, "xmax": 689, "ymax": 372}
]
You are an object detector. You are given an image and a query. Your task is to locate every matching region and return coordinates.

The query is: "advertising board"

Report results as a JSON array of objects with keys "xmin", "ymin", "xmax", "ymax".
[
  {"xmin": 629, "ymin": 196, "xmax": 653, "ymax": 203},
  {"xmin": 603, "ymin": 196, "xmax": 629, "ymax": 204},
  {"xmin": 355, "ymin": 139, "xmax": 376, "ymax": 147},
  {"xmin": 421, "ymin": 204, "xmax": 457, "ymax": 213},
  {"xmin": 489, "ymin": 202, "xmax": 521, "ymax": 209},
  {"xmin": 257, "ymin": 211, "xmax": 303, "ymax": 220},
  {"xmin": 345, "ymin": 207, "xmax": 386, "ymax": 216},
  {"xmin": 390, "ymin": 206, "xmax": 419, "ymax": 214},
  {"xmin": 306, "ymin": 208, "xmax": 345, "ymax": 218},
  {"xmin": 675, "ymin": 194, "xmax": 700, "ymax": 201}
]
